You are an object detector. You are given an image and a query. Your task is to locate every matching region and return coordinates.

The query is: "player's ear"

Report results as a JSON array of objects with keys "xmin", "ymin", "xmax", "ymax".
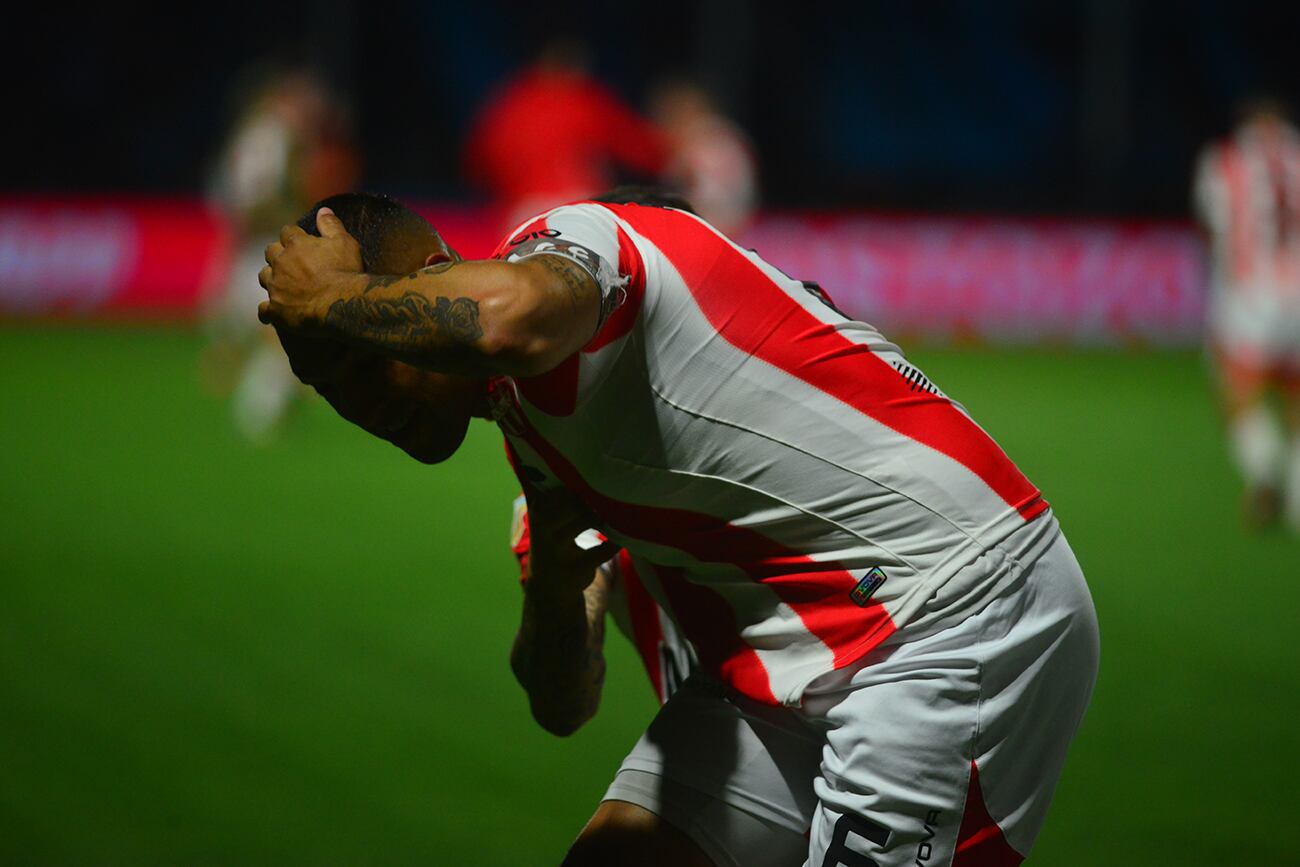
[{"xmin": 424, "ymin": 249, "xmax": 455, "ymax": 268}]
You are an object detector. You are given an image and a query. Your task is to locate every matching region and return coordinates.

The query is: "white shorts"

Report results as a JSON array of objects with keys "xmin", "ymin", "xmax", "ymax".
[
  {"xmin": 1208, "ymin": 285, "xmax": 1300, "ymax": 370},
  {"xmin": 604, "ymin": 673, "xmax": 822, "ymax": 867},
  {"xmin": 604, "ymin": 529, "xmax": 1099, "ymax": 867}
]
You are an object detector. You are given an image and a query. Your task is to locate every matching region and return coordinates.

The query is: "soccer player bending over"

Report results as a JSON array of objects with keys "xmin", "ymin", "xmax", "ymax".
[{"xmin": 261, "ymin": 189, "xmax": 1099, "ymax": 866}]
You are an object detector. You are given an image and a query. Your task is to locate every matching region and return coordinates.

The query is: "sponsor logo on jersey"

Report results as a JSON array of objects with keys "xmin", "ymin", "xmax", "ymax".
[
  {"xmin": 849, "ymin": 567, "xmax": 887, "ymax": 607},
  {"xmin": 509, "ymin": 228, "xmax": 562, "ymax": 246}
]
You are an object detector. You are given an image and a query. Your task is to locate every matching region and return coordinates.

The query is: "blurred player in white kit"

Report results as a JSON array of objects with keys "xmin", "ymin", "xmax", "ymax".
[
  {"xmin": 204, "ymin": 67, "xmax": 357, "ymax": 440},
  {"xmin": 258, "ymin": 187, "xmax": 1098, "ymax": 866},
  {"xmin": 1195, "ymin": 98, "xmax": 1300, "ymax": 530}
]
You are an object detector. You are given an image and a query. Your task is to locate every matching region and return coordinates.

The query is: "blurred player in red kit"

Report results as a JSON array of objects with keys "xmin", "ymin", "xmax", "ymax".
[
  {"xmin": 258, "ymin": 187, "xmax": 1098, "ymax": 866},
  {"xmin": 1195, "ymin": 98, "xmax": 1300, "ymax": 530},
  {"xmin": 464, "ymin": 40, "xmax": 669, "ymax": 230}
]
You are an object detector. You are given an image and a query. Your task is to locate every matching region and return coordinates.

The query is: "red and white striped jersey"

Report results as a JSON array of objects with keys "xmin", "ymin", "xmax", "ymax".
[
  {"xmin": 510, "ymin": 495, "xmax": 696, "ymax": 705},
  {"xmin": 1195, "ymin": 119, "xmax": 1300, "ymax": 297},
  {"xmin": 489, "ymin": 202, "xmax": 1055, "ymax": 706}
]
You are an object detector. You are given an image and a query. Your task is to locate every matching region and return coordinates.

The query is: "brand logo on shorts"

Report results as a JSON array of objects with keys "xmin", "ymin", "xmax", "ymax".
[
  {"xmin": 915, "ymin": 809, "xmax": 941, "ymax": 864},
  {"xmin": 850, "ymin": 567, "xmax": 887, "ymax": 606}
]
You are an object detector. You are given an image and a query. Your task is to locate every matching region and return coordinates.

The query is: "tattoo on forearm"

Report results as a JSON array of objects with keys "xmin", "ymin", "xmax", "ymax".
[
  {"xmin": 362, "ymin": 261, "xmax": 459, "ymax": 294},
  {"xmin": 325, "ymin": 292, "xmax": 483, "ymax": 346},
  {"xmin": 536, "ymin": 255, "xmax": 596, "ymax": 312},
  {"xmin": 362, "ymin": 274, "xmax": 404, "ymax": 293}
]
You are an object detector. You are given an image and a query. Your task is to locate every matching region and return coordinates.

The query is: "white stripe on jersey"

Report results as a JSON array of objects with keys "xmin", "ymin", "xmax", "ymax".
[{"xmin": 494, "ymin": 202, "xmax": 1051, "ymax": 705}]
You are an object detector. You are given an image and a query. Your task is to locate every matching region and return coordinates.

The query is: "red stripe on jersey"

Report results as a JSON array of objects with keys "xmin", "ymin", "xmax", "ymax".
[
  {"xmin": 652, "ymin": 565, "xmax": 777, "ymax": 704},
  {"xmin": 601, "ymin": 204, "xmax": 1046, "ymax": 520},
  {"xmin": 953, "ymin": 762, "xmax": 1024, "ymax": 866},
  {"xmin": 516, "ymin": 355, "xmax": 580, "ymax": 416},
  {"xmin": 586, "ymin": 224, "xmax": 646, "ymax": 352},
  {"xmin": 1221, "ymin": 145, "xmax": 1254, "ymax": 282},
  {"xmin": 617, "ymin": 553, "xmax": 667, "ymax": 702},
  {"xmin": 512, "ymin": 417, "xmax": 895, "ymax": 704}
]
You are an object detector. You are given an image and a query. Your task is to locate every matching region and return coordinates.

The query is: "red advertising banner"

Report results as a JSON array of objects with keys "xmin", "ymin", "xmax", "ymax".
[
  {"xmin": 0, "ymin": 198, "xmax": 1207, "ymax": 344},
  {"xmin": 737, "ymin": 213, "xmax": 1207, "ymax": 346},
  {"xmin": 0, "ymin": 197, "xmax": 232, "ymax": 317}
]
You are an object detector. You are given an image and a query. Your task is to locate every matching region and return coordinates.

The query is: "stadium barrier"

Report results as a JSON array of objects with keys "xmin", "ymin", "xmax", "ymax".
[
  {"xmin": 0, "ymin": 197, "xmax": 232, "ymax": 317},
  {"xmin": 0, "ymin": 197, "xmax": 1206, "ymax": 344}
]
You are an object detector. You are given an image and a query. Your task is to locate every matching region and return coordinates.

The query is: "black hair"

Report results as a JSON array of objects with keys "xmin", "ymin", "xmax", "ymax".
[
  {"xmin": 296, "ymin": 192, "xmax": 435, "ymax": 272},
  {"xmin": 590, "ymin": 185, "xmax": 697, "ymax": 214}
]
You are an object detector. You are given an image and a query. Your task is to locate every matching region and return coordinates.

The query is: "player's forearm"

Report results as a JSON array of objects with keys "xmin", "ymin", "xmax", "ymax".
[
  {"xmin": 510, "ymin": 582, "xmax": 606, "ymax": 737},
  {"xmin": 310, "ymin": 259, "xmax": 592, "ymax": 378}
]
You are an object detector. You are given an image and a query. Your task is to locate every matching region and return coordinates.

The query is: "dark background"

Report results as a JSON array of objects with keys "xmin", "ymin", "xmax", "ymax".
[{"xmin": 7, "ymin": 0, "xmax": 1298, "ymax": 215}]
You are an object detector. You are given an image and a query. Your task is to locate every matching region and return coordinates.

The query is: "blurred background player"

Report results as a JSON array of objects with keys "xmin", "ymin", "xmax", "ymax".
[
  {"xmin": 463, "ymin": 38, "xmax": 670, "ymax": 232},
  {"xmin": 1194, "ymin": 98, "xmax": 1300, "ymax": 530},
  {"xmin": 203, "ymin": 65, "xmax": 359, "ymax": 441},
  {"xmin": 650, "ymin": 79, "xmax": 758, "ymax": 235}
]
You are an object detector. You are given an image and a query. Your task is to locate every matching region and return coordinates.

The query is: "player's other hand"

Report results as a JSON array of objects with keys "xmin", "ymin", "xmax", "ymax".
[
  {"xmin": 524, "ymin": 487, "xmax": 620, "ymax": 596},
  {"xmin": 258, "ymin": 207, "xmax": 363, "ymax": 331}
]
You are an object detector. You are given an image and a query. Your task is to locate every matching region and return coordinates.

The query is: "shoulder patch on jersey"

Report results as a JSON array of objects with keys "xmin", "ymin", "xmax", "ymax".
[
  {"xmin": 503, "ymin": 236, "xmax": 628, "ymax": 331},
  {"xmin": 849, "ymin": 567, "xmax": 887, "ymax": 607},
  {"xmin": 501, "ymin": 236, "xmax": 601, "ymax": 278}
]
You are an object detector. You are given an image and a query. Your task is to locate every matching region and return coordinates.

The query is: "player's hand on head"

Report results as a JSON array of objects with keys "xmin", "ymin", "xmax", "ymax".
[
  {"xmin": 524, "ymin": 487, "xmax": 620, "ymax": 594},
  {"xmin": 257, "ymin": 207, "xmax": 363, "ymax": 332}
]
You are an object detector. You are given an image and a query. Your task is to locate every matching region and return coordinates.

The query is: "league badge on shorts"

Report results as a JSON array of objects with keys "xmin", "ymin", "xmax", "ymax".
[{"xmin": 850, "ymin": 567, "xmax": 887, "ymax": 607}]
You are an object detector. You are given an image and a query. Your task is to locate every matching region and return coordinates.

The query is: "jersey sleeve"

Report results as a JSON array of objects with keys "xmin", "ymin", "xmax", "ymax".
[{"xmin": 494, "ymin": 204, "xmax": 635, "ymax": 336}]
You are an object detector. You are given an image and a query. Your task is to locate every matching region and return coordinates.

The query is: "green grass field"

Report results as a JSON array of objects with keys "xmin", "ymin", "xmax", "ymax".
[{"xmin": 2, "ymin": 326, "xmax": 1297, "ymax": 865}]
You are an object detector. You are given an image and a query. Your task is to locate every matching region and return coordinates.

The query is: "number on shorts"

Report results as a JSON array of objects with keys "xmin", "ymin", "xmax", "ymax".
[{"xmin": 820, "ymin": 812, "xmax": 891, "ymax": 867}]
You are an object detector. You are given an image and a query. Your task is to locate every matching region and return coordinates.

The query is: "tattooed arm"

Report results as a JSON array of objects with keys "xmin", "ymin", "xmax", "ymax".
[
  {"xmin": 509, "ymin": 489, "xmax": 621, "ymax": 737},
  {"xmin": 258, "ymin": 210, "xmax": 602, "ymax": 377},
  {"xmin": 511, "ymin": 565, "xmax": 612, "ymax": 737}
]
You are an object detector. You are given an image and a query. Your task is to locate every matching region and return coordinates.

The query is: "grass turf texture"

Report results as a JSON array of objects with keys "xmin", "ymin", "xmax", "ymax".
[{"xmin": 1, "ymin": 326, "xmax": 1296, "ymax": 865}]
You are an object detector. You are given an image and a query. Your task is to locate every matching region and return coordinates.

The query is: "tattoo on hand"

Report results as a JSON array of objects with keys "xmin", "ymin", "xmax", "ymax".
[{"xmin": 325, "ymin": 292, "xmax": 483, "ymax": 345}]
